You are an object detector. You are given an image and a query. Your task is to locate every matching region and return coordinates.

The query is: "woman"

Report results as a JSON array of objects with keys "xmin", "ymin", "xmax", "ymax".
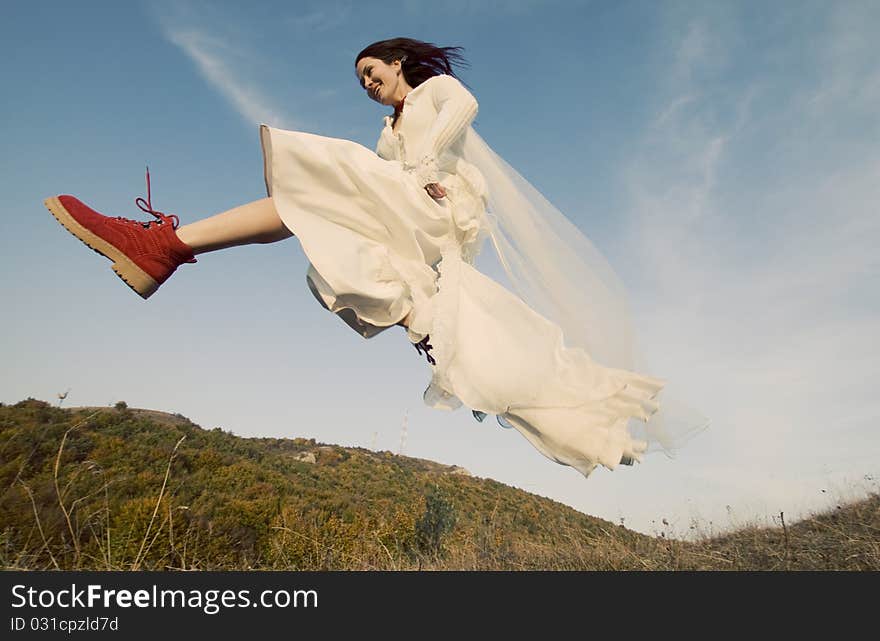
[{"xmin": 45, "ymin": 38, "xmax": 700, "ymax": 478}]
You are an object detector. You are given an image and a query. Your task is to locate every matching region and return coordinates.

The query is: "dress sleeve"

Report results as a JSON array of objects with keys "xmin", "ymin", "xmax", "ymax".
[{"xmin": 412, "ymin": 75, "xmax": 479, "ymax": 186}]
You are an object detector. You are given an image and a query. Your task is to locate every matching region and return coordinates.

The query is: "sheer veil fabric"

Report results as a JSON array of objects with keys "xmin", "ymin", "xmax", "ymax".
[
  {"xmin": 458, "ymin": 127, "xmax": 710, "ymax": 457},
  {"xmin": 261, "ymin": 73, "xmax": 707, "ymax": 478}
]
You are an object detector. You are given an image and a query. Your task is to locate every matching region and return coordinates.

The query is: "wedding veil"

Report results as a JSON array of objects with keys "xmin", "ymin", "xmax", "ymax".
[{"xmin": 459, "ymin": 127, "xmax": 709, "ymax": 454}]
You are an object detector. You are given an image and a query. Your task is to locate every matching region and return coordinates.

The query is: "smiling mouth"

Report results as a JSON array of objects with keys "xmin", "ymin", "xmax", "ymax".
[{"xmin": 372, "ymin": 85, "xmax": 381, "ymax": 99}]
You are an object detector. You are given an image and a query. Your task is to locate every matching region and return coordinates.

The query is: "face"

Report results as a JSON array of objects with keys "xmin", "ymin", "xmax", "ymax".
[{"xmin": 355, "ymin": 56, "xmax": 406, "ymax": 106}]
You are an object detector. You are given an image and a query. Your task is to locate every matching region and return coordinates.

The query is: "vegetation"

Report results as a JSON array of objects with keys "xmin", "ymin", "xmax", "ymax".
[{"xmin": 1, "ymin": 399, "xmax": 877, "ymax": 570}]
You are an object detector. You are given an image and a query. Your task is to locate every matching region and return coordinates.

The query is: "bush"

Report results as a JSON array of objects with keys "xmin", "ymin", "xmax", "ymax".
[{"xmin": 414, "ymin": 485, "xmax": 457, "ymax": 557}]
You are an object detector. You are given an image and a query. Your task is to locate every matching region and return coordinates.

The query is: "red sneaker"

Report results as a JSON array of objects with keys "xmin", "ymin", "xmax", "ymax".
[{"xmin": 44, "ymin": 170, "xmax": 196, "ymax": 299}]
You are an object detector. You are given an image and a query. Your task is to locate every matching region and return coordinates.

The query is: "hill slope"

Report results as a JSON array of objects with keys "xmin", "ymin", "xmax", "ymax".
[{"xmin": 1, "ymin": 399, "xmax": 876, "ymax": 570}]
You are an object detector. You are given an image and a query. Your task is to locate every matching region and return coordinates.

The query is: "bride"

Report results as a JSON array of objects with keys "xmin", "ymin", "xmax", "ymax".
[{"xmin": 44, "ymin": 37, "xmax": 703, "ymax": 478}]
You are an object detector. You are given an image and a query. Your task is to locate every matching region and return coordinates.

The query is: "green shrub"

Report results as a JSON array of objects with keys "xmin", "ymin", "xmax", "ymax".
[{"xmin": 413, "ymin": 485, "xmax": 457, "ymax": 558}]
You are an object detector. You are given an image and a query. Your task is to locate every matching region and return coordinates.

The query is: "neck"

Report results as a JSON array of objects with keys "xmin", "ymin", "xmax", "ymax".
[{"xmin": 388, "ymin": 78, "xmax": 413, "ymax": 105}]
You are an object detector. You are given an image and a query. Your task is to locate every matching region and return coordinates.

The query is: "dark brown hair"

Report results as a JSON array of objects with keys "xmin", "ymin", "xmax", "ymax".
[{"xmin": 355, "ymin": 37, "xmax": 470, "ymax": 88}]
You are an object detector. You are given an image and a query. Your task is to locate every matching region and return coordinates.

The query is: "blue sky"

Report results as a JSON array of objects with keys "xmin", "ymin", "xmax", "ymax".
[{"xmin": 2, "ymin": 0, "xmax": 878, "ymax": 537}]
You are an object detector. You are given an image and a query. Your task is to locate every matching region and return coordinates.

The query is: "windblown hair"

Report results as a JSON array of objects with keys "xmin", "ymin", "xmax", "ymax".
[{"xmin": 355, "ymin": 37, "xmax": 470, "ymax": 88}]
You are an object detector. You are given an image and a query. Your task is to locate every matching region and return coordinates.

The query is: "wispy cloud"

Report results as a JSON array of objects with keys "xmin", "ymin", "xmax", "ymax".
[
  {"xmin": 286, "ymin": 4, "xmax": 352, "ymax": 33},
  {"xmin": 401, "ymin": 0, "xmax": 577, "ymax": 17},
  {"xmin": 165, "ymin": 29, "xmax": 294, "ymax": 129},
  {"xmin": 806, "ymin": 1, "xmax": 880, "ymax": 118},
  {"xmin": 152, "ymin": 1, "xmax": 297, "ymax": 130},
  {"xmin": 619, "ymin": 7, "xmax": 880, "ymax": 519}
]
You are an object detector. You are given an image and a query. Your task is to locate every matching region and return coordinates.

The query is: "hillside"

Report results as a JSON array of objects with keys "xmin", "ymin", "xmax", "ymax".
[{"xmin": 1, "ymin": 399, "xmax": 876, "ymax": 570}]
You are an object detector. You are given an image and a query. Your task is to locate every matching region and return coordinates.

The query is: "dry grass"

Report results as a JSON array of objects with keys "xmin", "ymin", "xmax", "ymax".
[{"xmin": 2, "ymin": 401, "xmax": 877, "ymax": 571}]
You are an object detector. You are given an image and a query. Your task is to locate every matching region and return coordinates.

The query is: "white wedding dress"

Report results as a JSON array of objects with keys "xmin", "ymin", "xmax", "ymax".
[{"xmin": 260, "ymin": 74, "xmax": 669, "ymax": 477}]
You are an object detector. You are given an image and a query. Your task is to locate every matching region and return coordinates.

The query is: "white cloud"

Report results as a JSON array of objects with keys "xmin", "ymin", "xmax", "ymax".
[
  {"xmin": 400, "ymin": 0, "xmax": 577, "ymax": 17},
  {"xmin": 286, "ymin": 4, "xmax": 352, "ymax": 32},
  {"xmin": 163, "ymin": 29, "xmax": 295, "ymax": 129},
  {"xmin": 617, "ymin": 6, "xmax": 880, "ymax": 527},
  {"xmin": 807, "ymin": 1, "xmax": 880, "ymax": 117}
]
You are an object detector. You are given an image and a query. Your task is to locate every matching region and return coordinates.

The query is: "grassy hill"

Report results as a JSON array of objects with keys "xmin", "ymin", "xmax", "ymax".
[{"xmin": 1, "ymin": 399, "xmax": 876, "ymax": 570}]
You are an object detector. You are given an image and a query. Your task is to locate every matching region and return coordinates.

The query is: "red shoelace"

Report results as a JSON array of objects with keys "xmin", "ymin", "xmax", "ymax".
[{"xmin": 120, "ymin": 167, "xmax": 180, "ymax": 229}]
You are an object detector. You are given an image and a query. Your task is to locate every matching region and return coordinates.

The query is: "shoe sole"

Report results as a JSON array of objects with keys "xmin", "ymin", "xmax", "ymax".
[{"xmin": 44, "ymin": 196, "xmax": 159, "ymax": 299}]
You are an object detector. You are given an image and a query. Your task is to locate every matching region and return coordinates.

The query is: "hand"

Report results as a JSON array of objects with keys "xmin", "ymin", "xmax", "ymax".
[{"xmin": 425, "ymin": 182, "xmax": 447, "ymax": 200}]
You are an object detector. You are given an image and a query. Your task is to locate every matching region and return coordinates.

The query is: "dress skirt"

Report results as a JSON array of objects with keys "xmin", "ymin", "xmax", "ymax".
[{"xmin": 260, "ymin": 125, "xmax": 664, "ymax": 477}]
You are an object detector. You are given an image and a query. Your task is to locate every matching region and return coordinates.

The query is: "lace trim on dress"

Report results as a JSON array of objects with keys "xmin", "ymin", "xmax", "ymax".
[{"xmin": 411, "ymin": 155, "xmax": 440, "ymax": 187}]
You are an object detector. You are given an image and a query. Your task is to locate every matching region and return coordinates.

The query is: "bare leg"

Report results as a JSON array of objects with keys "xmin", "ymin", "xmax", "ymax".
[
  {"xmin": 177, "ymin": 197, "xmax": 414, "ymax": 329},
  {"xmin": 175, "ymin": 197, "xmax": 292, "ymax": 255}
]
